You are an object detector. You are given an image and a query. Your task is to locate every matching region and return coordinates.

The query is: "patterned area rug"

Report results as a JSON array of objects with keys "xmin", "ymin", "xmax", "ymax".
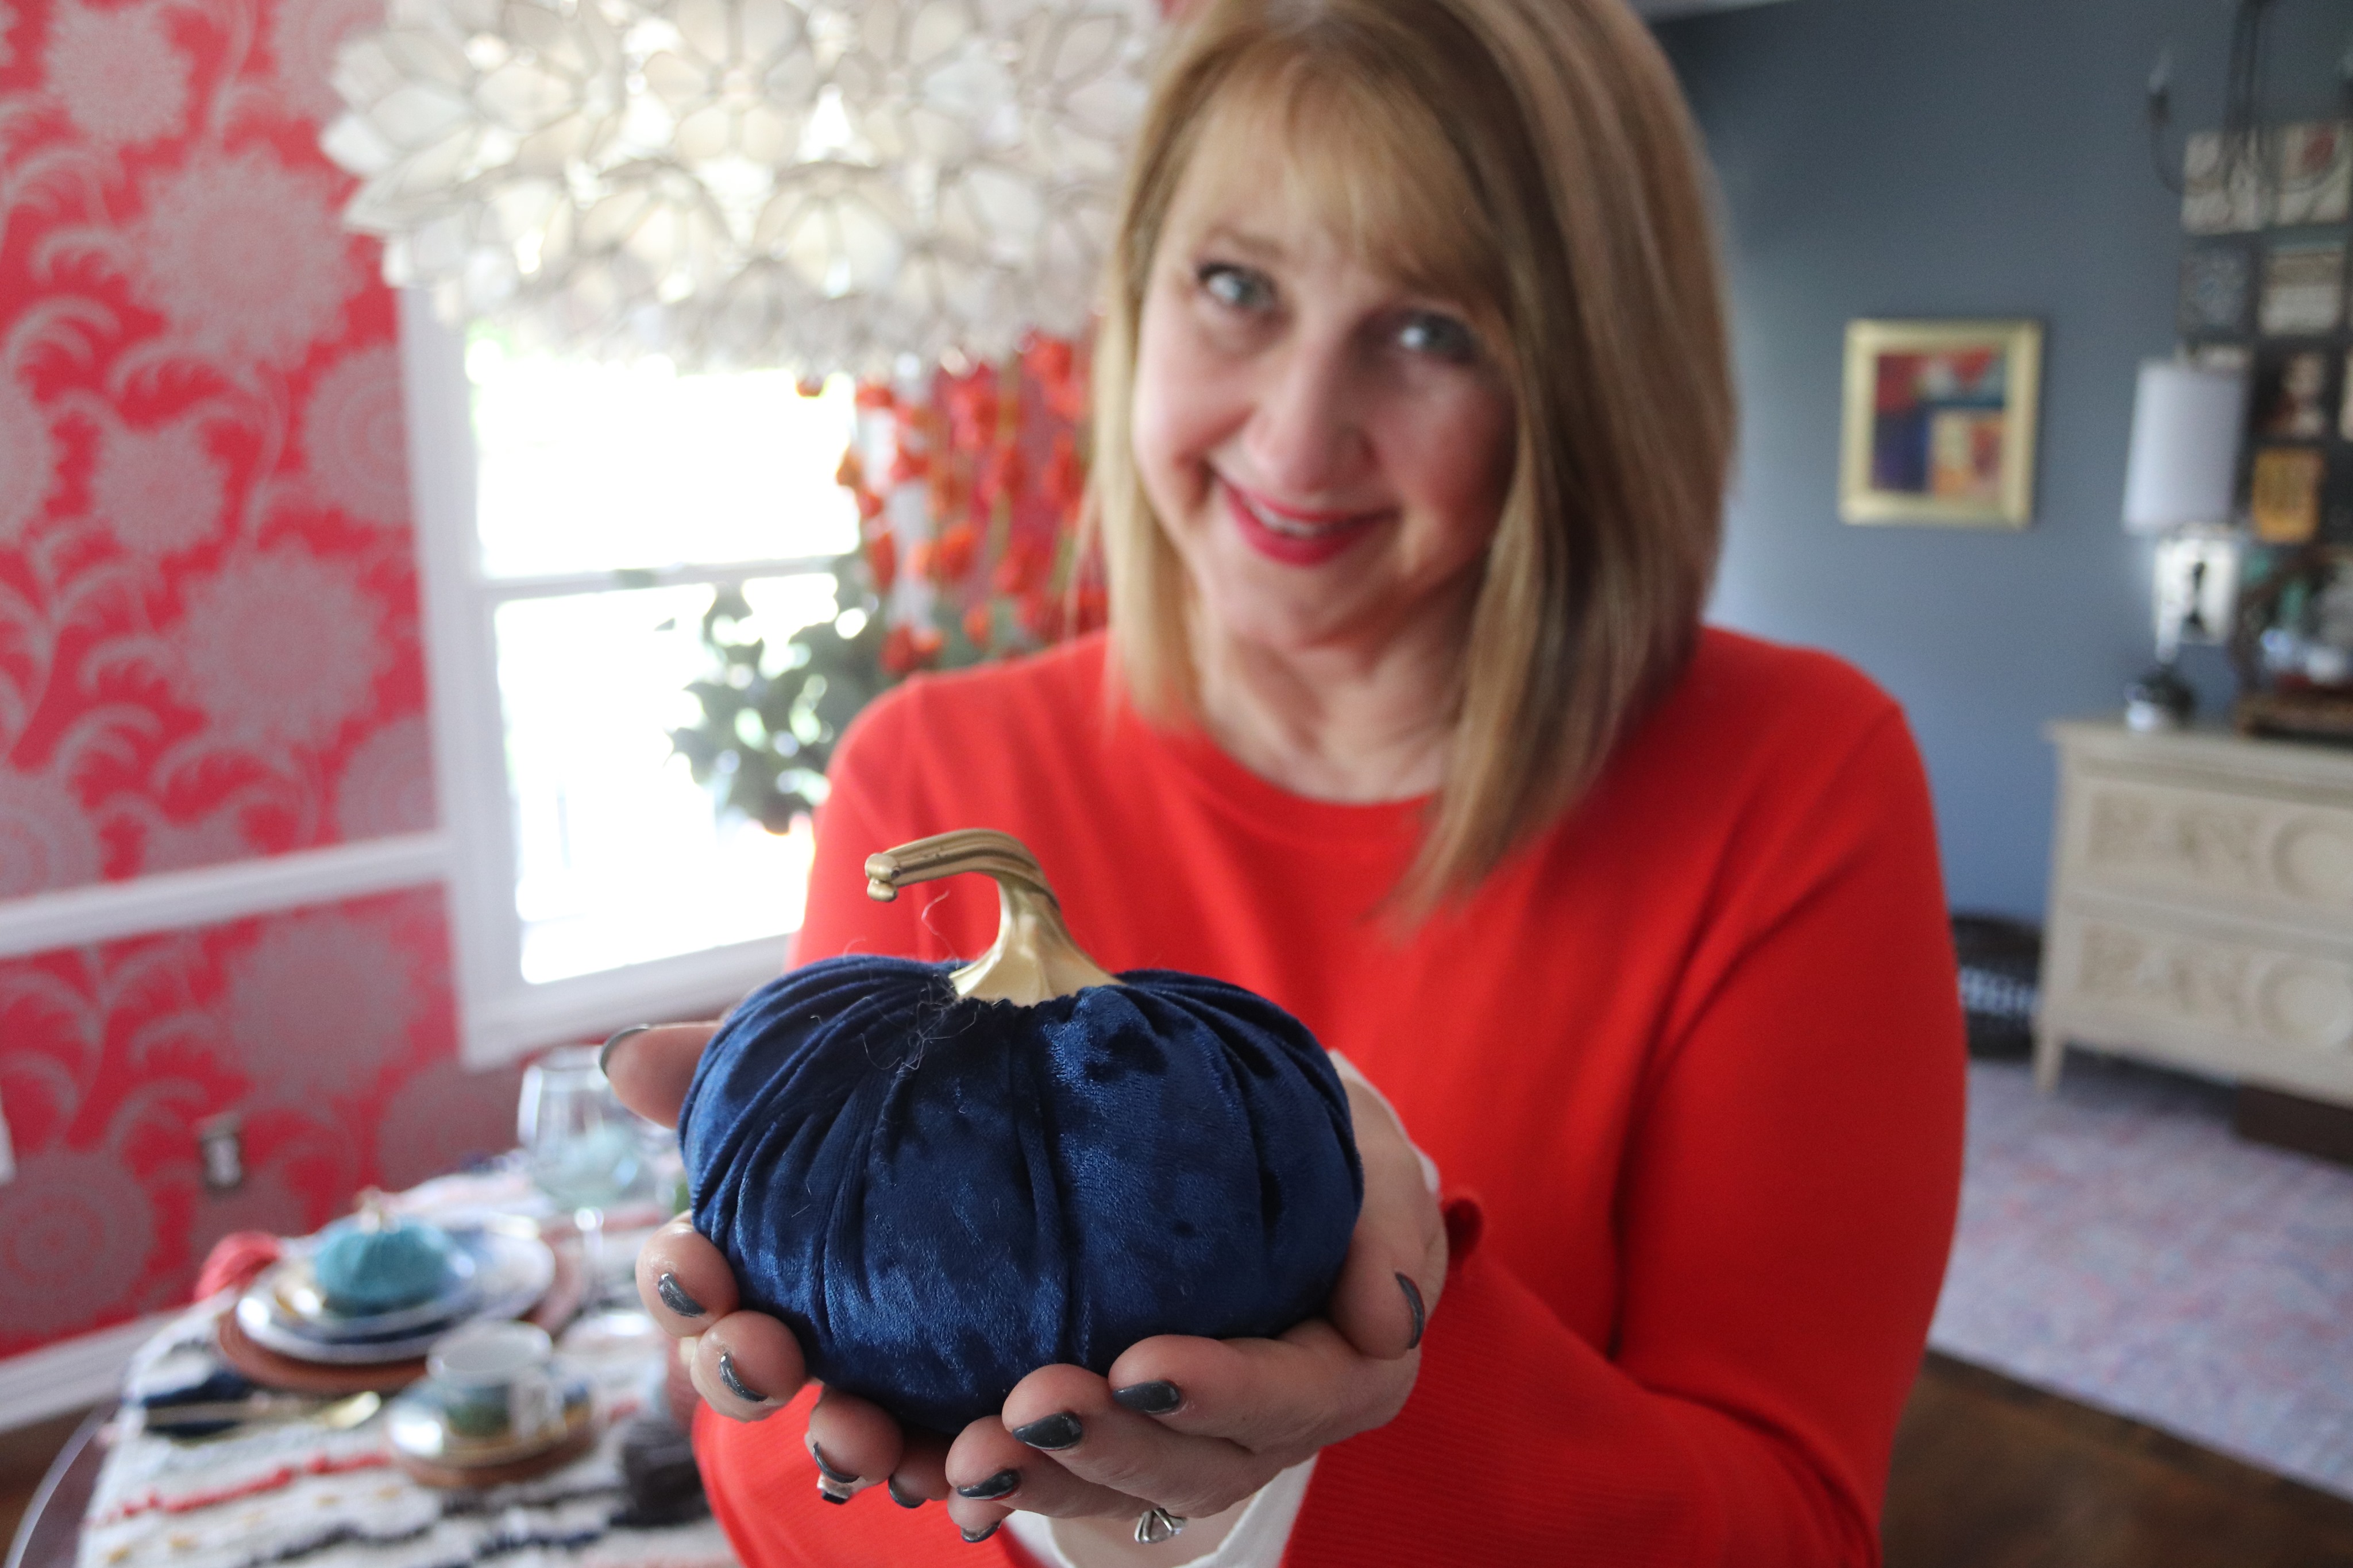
[{"xmin": 1932, "ymin": 1056, "xmax": 2353, "ymax": 1500}]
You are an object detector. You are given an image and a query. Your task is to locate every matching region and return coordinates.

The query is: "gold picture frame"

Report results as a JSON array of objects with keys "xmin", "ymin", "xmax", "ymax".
[{"xmin": 1839, "ymin": 319, "xmax": 2043, "ymax": 528}]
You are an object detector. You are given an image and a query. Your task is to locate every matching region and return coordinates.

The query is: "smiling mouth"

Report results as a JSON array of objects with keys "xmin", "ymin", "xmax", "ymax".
[
  {"xmin": 1224, "ymin": 480, "xmax": 1386, "ymax": 536},
  {"xmin": 1218, "ymin": 478, "xmax": 1390, "ymax": 566}
]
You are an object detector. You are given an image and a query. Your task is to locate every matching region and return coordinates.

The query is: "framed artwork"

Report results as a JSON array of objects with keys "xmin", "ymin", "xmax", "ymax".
[
  {"xmin": 2274, "ymin": 120, "xmax": 2352, "ymax": 227},
  {"xmin": 2182, "ymin": 130, "xmax": 2265, "ymax": 234},
  {"xmin": 2180, "ymin": 244, "xmax": 2255, "ymax": 337},
  {"xmin": 2253, "ymin": 349, "xmax": 2336, "ymax": 441},
  {"xmin": 2250, "ymin": 446, "xmax": 2325, "ymax": 544},
  {"xmin": 2258, "ymin": 239, "xmax": 2346, "ymax": 337},
  {"xmin": 1839, "ymin": 319, "xmax": 2042, "ymax": 527}
]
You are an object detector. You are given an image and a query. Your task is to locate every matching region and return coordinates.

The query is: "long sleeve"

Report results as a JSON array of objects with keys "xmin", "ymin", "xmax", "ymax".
[{"xmin": 1288, "ymin": 712, "xmax": 1966, "ymax": 1567}]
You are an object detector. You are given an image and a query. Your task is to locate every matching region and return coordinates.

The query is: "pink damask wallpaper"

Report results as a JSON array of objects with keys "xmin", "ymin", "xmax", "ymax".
[
  {"xmin": 1, "ymin": 0, "xmax": 430, "ymax": 884},
  {"xmin": 0, "ymin": 0, "xmax": 518, "ymax": 1361},
  {"xmin": 0, "ymin": 889, "xmax": 519, "ymax": 1358}
]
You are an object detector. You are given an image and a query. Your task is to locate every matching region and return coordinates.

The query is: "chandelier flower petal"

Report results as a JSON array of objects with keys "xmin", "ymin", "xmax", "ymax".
[{"xmin": 323, "ymin": 0, "xmax": 1158, "ymax": 373}]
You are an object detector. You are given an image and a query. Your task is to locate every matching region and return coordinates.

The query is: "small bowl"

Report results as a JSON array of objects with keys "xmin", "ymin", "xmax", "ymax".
[{"xmin": 385, "ymin": 1322, "xmax": 596, "ymax": 1466}]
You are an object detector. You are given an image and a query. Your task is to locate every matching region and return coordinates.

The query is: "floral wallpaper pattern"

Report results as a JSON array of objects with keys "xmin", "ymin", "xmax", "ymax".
[
  {"xmin": 1, "ymin": 0, "xmax": 430, "ymax": 889},
  {"xmin": 0, "ymin": 0, "xmax": 522, "ymax": 1361},
  {"xmin": 0, "ymin": 888, "xmax": 520, "ymax": 1357}
]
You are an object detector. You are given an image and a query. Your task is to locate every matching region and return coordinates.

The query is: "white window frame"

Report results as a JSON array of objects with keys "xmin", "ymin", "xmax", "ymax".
[{"xmin": 397, "ymin": 292, "xmax": 831, "ymax": 1067}]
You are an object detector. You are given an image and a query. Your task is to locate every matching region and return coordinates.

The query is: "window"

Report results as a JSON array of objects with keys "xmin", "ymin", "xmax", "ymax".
[{"xmin": 398, "ymin": 293, "xmax": 857, "ymax": 1064}]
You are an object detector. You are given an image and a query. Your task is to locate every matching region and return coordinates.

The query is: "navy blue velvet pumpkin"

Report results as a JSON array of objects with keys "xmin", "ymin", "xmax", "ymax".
[{"xmin": 677, "ymin": 839, "xmax": 1362, "ymax": 1435}]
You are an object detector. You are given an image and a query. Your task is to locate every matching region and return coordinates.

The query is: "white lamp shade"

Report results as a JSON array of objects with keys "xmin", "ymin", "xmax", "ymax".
[{"xmin": 2122, "ymin": 360, "xmax": 2247, "ymax": 534}]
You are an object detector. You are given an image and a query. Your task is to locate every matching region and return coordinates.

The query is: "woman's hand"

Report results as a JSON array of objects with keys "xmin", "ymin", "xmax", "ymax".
[
  {"xmin": 931, "ymin": 1073, "xmax": 1448, "ymax": 1542},
  {"xmin": 608, "ymin": 1026, "xmax": 813, "ymax": 1424},
  {"xmin": 606, "ymin": 1025, "xmax": 1446, "ymax": 1538}
]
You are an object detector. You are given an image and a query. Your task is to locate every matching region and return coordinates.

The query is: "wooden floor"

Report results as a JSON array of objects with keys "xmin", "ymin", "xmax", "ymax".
[
  {"xmin": 9, "ymin": 1360, "xmax": 2353, "ymax": 1563},
  {"xmin": 0, "ymin": 1409, "xmax": 88, "ymax": 1558},
  {"xmin": 1885, "ymin": 1353, "xmax": 2353, "ymax": 1567}
]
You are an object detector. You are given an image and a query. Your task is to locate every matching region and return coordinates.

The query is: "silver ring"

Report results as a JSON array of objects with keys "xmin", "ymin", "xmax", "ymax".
[{"xmin": 1135, "ymin": 1507, "xmax": 1187, "ymax": 1545}]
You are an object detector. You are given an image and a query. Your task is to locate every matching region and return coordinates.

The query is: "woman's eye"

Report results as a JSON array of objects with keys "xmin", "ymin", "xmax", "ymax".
[
  {"xmin": 1199, "ymin": 264, "xmax": 1274, "ymax": 311},
  {"xmin": 1397, "ymin": 311, "xmax": 1479, "ymax": 362}
]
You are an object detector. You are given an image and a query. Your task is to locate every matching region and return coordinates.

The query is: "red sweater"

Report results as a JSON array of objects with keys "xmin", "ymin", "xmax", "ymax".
[{"xmin": 694, "ymin": 628, "xmax": 1965, "ymax": 1566}]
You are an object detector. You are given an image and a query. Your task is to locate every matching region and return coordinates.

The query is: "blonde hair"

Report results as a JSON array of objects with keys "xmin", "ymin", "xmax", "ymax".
[{"xmin": 1088, "ymin": 0, "xmax": 1733, "ymax": 909}]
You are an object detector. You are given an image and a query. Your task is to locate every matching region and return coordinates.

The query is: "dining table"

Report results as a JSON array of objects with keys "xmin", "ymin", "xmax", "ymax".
[{"xmin": 4, "ymin": 1164, "xmax": 735, "ymax": 1568}]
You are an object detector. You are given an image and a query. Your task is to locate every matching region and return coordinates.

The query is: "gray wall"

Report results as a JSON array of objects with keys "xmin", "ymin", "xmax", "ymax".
[{"xmin": 1659, "ymin": 0, "xmax": 2348, "ymax": 919}]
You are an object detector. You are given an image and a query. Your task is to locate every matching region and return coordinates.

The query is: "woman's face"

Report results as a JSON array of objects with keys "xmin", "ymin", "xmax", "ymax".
[{"xmin": 1129, "ymin": 138, "xmax": 1517, "ymax": 665}]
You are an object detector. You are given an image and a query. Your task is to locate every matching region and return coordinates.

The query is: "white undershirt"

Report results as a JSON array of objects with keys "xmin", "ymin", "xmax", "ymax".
[
  {"xmin": 1004, "ymin": 1056, "xmax": 1437, "ymax": 1568},
  {"xmin": 1002, "ymin": 1457, "xmax": 1317, "ymax": 1568}
]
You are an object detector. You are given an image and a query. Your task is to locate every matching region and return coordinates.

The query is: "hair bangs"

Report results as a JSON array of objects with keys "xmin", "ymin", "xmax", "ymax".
[{"xmin": 1175, "ymin": 41, "xmax": 1508, "ymax": 334}]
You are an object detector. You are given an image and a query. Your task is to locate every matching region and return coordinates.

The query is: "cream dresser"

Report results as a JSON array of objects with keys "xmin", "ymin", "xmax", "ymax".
[{"xmin": 2036, "ymin": 720, "xmax": 2353, "ymax": 1105}]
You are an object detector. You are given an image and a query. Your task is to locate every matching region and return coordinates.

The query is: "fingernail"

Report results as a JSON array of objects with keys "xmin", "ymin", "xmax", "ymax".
[
  {"xmin": 716, "ymin": 1350, "xmax": 768, "ymax": 1404},
  {"xmin": 960, "ymin": 1521, "xmax": 1001, "ymax": 1543},
  {"xmin": 1010, "ymin": 1412, "xmax": 1082, "ymax": 1450},
  {"xmin": 811, "ymin": 1444, "xmax": 858, "ymax": 1485},
  {"xmin": 818, "ymin": 1484, "xmax": 849, "ymax": 1505},
  {"xmin": 1111, "ymin": 1381, "xmax": 1182, "ymax": 1416},
  {"xmin": 955, "ymin": 1469, "xmax": 1019, "ymax": 1500},
  {"xmin": 599, "ymin": 1024, "xmax": 653, "ymax": 1075},
  {"xmin": 888, "ymin": 1477, "xmax": 924, "ymax": 1509},
  {"xmin": 656, "ymin": 1272, "xmax": 705, "ymax": 1318},
  {"xmin": 1397, "ymin": 1272, "xmax": 1426, "ymax": 1350}
]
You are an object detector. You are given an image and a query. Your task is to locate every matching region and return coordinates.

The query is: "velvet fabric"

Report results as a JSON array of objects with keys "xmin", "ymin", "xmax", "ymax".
[{"xmin": 680, "ymin": 956, "xmax": 1363, "ymax": 1434}]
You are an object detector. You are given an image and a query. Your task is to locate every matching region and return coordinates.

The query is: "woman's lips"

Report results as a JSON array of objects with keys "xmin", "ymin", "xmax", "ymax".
[{"xmin": 1220, "ymin": 481, "xmax": 1386, "ymax": 566}]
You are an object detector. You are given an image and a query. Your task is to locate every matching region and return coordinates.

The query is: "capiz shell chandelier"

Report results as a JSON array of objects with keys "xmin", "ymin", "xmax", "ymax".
[{"xmin": 322, "ymin": 0, "xmax": 1158, "ymax": 372}]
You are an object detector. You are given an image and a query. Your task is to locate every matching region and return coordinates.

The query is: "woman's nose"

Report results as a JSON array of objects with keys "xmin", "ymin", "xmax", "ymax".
[{"xmin": 1241, "ymin": 335, "xmax": 1368, "ymax": 499}]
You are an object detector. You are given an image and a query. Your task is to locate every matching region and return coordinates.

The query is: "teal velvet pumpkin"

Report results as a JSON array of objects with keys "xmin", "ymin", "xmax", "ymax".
[{"xmin": 314, "ymin": 1215, "xmax": 457, "ymax": 1315}]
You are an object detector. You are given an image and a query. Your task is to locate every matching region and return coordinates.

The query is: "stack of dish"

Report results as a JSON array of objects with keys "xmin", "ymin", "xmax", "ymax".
[
  {"xmin": 385, "ymin": 1322, "xmax": 600, "ymax": 1486},
  {"xmin": 232, "ymin": 1219, "xmax": 557, "ymax": 1368}
]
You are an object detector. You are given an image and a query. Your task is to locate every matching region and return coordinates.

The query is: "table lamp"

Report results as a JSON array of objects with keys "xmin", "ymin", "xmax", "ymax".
[{"xmin": 2120, "ymin": 359, "xmax": 2248, "ymax": 730}]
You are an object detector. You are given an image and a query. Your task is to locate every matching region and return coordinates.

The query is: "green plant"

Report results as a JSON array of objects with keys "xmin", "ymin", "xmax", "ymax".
[{"xmin": 669, "ymin": 566, "xmax": 890, "ymax": 831}]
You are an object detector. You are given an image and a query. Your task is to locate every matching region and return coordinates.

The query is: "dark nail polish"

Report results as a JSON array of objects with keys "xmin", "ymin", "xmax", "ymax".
[
  {"xmin": 1111, "ymin": 1380, "xmax": 1182, "ymax": 1416},
  {"xmin": 818, "ymin": 1486, "xmax": 848, "ymax": 1505},
  {"xmin": 656, "ymin": 1272, "xmax": 706, "ymax": 1319},
  {"xmin": 811, "ymin": 1445, "xmax": 858, "ymax": 1485},
  {"xmin": 960, "ymin": 1522, "xmax": 1001, "ymax": 1544},
  {"xmin": 598, "ymin": 1024, "xmax": 653, "ymax": 1075},
  {"xmin": 1010, "ymin": 1412, "xmax": 1082, "ymax": 1450},
  {"xmin": 888, "ymin": 1477, "xmax": 924, "ymax": 1509},
  {"xmin": 716, "ymin": 1350, "xmax": 767, "ymax": 1404},
  {"xmin": 955, "ymin": 1469, "xmax": 1019, "ymax": 1500},
  {"xmin": 1397, "ymin": 1272, "xmax": 1426, "ymax": 1350}
]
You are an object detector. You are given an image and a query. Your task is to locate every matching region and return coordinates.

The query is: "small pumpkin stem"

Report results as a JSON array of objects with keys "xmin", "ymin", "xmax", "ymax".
[{"xmin": 864, "ymin": 830, "xmax": 1120, "ymax": 1005}]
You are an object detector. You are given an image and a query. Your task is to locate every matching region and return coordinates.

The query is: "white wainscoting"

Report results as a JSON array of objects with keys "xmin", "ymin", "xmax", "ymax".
[
  {"xmin": 0, "ymin": 832, "xmax": 452, "ymax": 960},
  {"xmin": 0, "ymin": 834, "xmax": 450, "ymax": 1430}
]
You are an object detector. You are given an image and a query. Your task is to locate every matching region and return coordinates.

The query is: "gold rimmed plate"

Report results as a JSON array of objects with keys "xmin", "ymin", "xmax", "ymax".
[{"xmin": 235, "ymin": 1224, "xmax": 556, "ymax": 1365}]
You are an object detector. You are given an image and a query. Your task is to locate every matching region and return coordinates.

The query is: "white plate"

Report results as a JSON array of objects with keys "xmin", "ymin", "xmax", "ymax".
[
  {"xmin": 272, "ymin": 1244, "xmax": 483, "ymax": 1339},
  {"xmin": 235, "ymin": 1225, "xmax": 556, "ymax": 1365}
]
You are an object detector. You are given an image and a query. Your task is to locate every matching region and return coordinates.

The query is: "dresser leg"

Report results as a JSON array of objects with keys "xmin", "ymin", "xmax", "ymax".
[{"xmin": 2032, "ymin": 1024, "xmax": 2064, "ymax": 1093}]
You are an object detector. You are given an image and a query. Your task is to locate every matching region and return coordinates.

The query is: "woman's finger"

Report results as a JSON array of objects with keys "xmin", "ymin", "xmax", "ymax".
[
  {"xmin": 804, "ymin": 1386, "xmax": 904, "ymax": 1503},
  {"xmin": 1103, "ymin": 1321, "xmax": 1415, "ymax": 1458},
  {"xmin": 942, "ymin": 1412, "xmax": 1147, "ymax": 1539},
  {"xmin": 1326, "ymin": 1078, "xmax": 1447, "ymax": 1360},
  {"xmin": 689, "ymin": 1310, "xmax": 807, "ymax": 1421},
  {"xmin": 635, "ymin": 1218, "xmax": 740, "ymax": 1335},
  {"xmin": 997, "ymin": 1363, "xmax": 1278, "ymax": 1519},
  {"xmin": 886, "ymin": 1428, "xmax": 953, "ymax": 1509},
  {"xmin": 600, "ymin": 1022, "xmax": 718, "ymax": 1128}
]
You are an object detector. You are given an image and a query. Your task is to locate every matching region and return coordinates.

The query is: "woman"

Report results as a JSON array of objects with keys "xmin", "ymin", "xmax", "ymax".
[{"xmin": 607, "ymin": 0, "xmax": 1966, "ymax": 1562}]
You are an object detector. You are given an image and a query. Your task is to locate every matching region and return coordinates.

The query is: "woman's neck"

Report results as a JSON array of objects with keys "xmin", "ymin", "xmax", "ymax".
[{"xmin": 1189, "ymin": 600, "xmax": 1468, "ymax": 804}]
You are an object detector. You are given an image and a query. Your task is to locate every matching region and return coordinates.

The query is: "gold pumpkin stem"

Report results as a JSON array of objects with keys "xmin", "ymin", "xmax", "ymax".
[{"xmin": 864, "ymin": 830, "xmax": 1121, "ymax": 1005}]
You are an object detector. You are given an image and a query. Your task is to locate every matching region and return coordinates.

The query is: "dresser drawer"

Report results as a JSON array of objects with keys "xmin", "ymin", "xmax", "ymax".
[
  {"xmin": 2043, "ymin": 899, "xmax": 2353, "ymax": 1073},
  {"xmin": 2058, "ymin": 767, "xmax": 2353, "ymax": 927}
]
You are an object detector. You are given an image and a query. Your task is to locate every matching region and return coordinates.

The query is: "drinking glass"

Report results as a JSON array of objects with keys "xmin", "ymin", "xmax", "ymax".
[{"xmin": 518, "ymin": 1046, "xmax": 643, "ymax": 1304}]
